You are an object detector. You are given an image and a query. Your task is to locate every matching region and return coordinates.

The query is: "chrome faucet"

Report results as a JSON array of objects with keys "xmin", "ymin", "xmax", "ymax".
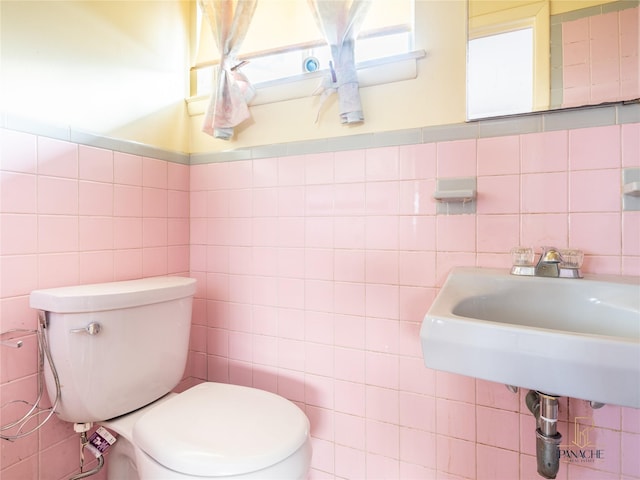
[
  {"xmin": 535, "ymin": 247, "xmax": 562, "ymax": 277},
  {"xmin": 510, "ymin": 246, "xmax": 583, "ymax": 278}
]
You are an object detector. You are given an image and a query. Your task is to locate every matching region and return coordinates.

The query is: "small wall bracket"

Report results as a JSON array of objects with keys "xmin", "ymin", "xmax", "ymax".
[
  {"xmin": 623, "ymin": 181, "xmax": 640, "ymax": 196},
  {"xmin": 623, "ymin": 167, "xmax": 640, "ymax": 211},
  {"xmin": 433, "ymin": 177, "xmax": 477, "ymax": 214}
]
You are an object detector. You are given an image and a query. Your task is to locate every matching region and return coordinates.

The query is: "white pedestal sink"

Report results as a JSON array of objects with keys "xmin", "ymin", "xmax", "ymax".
[{"xmin": 420, "ymin": 267, "xmax": 640, "ymax": 408}]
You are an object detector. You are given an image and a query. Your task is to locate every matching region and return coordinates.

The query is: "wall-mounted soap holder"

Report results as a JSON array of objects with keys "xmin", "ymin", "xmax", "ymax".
[
  {"xmin": 433, "ymin": 189, "xmax": 477, "ymax": 203},
  {"xmin": 623, "ymin": 181, "xmax": 640, "ymax": 197},
  {"xmin": 433, "ymin": 177, "xmax": 477, "ymax": 214},
  {"xmin": 622, "ymin": 168, "xmax": 640, "ymax": 211}
]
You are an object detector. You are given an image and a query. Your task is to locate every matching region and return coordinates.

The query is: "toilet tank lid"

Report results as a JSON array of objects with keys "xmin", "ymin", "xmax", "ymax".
[{"xmin": 30, "ymin": 276, "xmax": 196, "ymax": 313}]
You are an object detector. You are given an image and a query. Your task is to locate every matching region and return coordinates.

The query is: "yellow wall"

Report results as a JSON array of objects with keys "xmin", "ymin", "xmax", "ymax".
[
  {"xmin": 0, "ymin": 0, "xmax": 192, "ymax": 153},
  {"xmin": 1, "ymin": 0, "xmax": 466, "ymax": 154},
  {"xmin": 189, "ymin": 0, "xmax": 467, "ymax": 153},
  {"xmin": 0, "ymin": 0, "xmax": 625, "ymax": 154}
]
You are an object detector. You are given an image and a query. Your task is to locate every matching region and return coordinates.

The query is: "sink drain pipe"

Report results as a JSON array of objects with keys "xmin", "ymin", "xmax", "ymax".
[{"xmin": 526, "ymin": 390, "xmax": 562, "ymax": 479}]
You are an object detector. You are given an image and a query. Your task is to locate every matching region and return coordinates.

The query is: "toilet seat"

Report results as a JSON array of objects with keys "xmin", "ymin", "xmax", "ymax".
[{"xmin": 130, "ymin": 382, "xmax": 310, "ymax": 477}]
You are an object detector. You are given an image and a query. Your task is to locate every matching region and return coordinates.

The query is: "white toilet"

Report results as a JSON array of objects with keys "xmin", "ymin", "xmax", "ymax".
[{"xmin": 29, "ymin": 276, "xmax": 311, "ymax": 479}]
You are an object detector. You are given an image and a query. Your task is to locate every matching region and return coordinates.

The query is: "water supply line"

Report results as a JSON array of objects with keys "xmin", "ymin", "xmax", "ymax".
[
  {"xmin": 68, "ymin": 455, "xmax": 104, "ymax": 480},
  {"xmin": 3, "ymin": 313, "xmax": 107, "ymax": 480},
  {"xmin": 68, "ymin": 427, "xmax": 105, "ymax": 480},
  {"xmin": 526, "ymin": 390, "xmax": 562, "ymax": 479}
]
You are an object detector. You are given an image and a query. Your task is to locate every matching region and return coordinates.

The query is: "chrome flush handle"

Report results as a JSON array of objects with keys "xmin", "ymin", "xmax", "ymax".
[{"xmin": 70, "ymin": 322, "xmax": 102, "ymax": 335}]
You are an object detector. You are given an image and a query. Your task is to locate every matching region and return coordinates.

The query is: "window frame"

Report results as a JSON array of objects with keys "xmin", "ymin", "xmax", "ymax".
[{"xmin": 188, "ymin": 1, "xmax": 424, "ymax": 113}]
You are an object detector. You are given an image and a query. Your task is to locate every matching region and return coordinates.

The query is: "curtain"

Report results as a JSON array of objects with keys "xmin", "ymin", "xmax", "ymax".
[
  {"xmin": 199, "ymin": 0, "xmax": 257, "ymax": 140},
  {"xmin": 307, "ymin": 0, "xmax": 371, "ymax": 124}
]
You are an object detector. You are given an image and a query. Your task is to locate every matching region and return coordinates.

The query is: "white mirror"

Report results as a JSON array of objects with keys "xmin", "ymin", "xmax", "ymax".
[{"xmin": 467, "ymin": 0, "xmax": 639, "ymax": 120}]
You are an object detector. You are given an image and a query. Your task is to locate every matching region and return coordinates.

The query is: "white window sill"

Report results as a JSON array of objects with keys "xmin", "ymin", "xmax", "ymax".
[{"xmin": 186, "ymin": 50, "xmax": 426, "ymax": 117}]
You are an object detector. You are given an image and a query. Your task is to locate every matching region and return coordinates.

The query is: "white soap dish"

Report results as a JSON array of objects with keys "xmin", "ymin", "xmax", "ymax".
[
  {"xmin": 433, "ymin": 189, "xmax": 477, "ymax": 202},
  {"xmin": 623, "ymin": 181, "xmax": 640, "ymax": 197}
]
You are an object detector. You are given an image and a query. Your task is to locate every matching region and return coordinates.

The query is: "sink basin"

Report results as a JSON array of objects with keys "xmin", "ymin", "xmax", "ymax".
[{"xmin": 420, "ymin": 267, "xmax": 640, "ymax": 408}]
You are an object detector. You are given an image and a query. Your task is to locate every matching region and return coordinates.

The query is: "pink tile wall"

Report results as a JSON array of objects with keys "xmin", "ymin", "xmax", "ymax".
[
  {"xmin": 0, "ymin": 128, "xmax": 190, "ymax": 480},
  {"xmin": 190, "ymin": 123, "xmax": 639, "ymax": 479},
  {"xmin": 1, "ymin": 122, "xmax": 638, "ymax": 480},
  {"xmin": 562, "ymin": 6, "xmax": 640, "ymax": 107}
]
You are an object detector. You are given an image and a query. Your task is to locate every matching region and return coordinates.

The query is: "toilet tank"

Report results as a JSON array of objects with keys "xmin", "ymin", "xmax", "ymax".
[{"xmin": 29, "ymin": 276, "xmax": 197, "ymax": 423}]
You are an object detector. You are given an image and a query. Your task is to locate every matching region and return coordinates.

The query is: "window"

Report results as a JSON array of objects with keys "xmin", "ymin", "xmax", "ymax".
[{"xmin": 191, "ymin": 0, "xmax": 416, "ymax": 101}]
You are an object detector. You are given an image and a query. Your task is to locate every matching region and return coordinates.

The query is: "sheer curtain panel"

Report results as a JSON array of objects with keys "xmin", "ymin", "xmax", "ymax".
[
  {"xmin": 199, "ymin": 0, "xmax": 257, "ymax": 140},
  {"xmin": 307, "ymin": 0, "xmax": 371, "ymax": 124}
]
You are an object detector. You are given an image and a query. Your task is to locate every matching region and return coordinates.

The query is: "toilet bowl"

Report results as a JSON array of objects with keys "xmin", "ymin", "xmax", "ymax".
[
  {"xmin": 103, "ymin": 382, "xmax": 311, "ymax": 479},
  {"xmin": 29, "ymin": 276, "xmax": 312, "ymax": 479}
]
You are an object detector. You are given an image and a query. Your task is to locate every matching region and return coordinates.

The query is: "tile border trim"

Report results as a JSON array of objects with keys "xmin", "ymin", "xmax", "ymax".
[
  {"xmin": 3, "ymin": 102, "xmax": 638, "ymax": 165},
  {"xmin": 193, "ymin": 102, "xmax": 639, "ymax": 163},
  {"xmin": 1, "ymin": 113, "xmax": 190, "ymax": 165}
]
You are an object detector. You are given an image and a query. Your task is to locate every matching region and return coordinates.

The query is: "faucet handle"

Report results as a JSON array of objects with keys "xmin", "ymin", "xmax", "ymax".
[
  {"xmin": 560, "ymin": 249, "xmax": 584, "ymax": 269},
  {"xmin": 511, "ymin": 246, "xmax": 535, "ymax": 266}
]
